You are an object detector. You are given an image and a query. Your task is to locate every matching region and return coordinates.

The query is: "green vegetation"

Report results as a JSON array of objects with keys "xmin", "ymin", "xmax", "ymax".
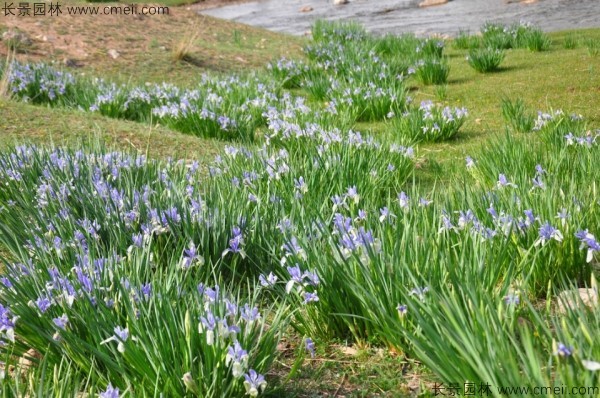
[
  {"xmin": 0, "ymin": 15, "xmax": 599, "ymax": 397},
  {"xmin": 467, "ymin": 48, "xmax": 506, "ymax": 73}
]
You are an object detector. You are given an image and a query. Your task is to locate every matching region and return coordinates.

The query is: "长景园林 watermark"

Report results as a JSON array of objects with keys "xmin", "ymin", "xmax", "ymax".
[
  {"xmin": 431, "ymin": 382, "xmax": 599, "ymax": 396},
  {"xmin": 2, "ymin": 2, "xmax": 169, "ymax": 17}
]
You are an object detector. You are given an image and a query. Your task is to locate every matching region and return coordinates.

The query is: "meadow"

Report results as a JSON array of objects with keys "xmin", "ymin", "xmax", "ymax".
[{"xmin": 0, "ymin": 12, "xmax": 599, "ymax": 397}]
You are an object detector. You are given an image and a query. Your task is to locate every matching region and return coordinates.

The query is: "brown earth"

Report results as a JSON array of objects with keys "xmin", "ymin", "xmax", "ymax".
[{"xmin": 0, "ymin": 1, "xmax": 302, "ymax": 84}]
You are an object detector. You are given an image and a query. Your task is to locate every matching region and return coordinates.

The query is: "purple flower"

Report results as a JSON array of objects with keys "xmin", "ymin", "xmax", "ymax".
[
  {"xmin": 282, "ymin": 236, "xmax": 304, "ymax": 258},
  {"xmin": 294, "ymin": 177, "xmax": 308, "ymax": 194},
  {"xmin": 243, "ymin": 369, "xmax": 267, "ymax": 397},
  {"xmin": 259, "ymin": 272, "xmax": 278, "ymax": 287},
  {"xmin": 465, "ymin": 156, "xmax": 475, "ymax": 169},
  {"xmin": 287, "ymin": 265, "xmax": 303, "ymax": 283},
  {"xmin": 276, "ymin": 218, "xmax": 293, "ymax": 234},
  {"xmin": 199, "ymin": 311, "xmax": 217, "ymax": 345},
  {"xmin": 222, "ymin": 228, "xmax": 246, "ymax": 258},
  {"xmin": 575, "ymin": 230, "xmax": 599, "ymax": 263},
  {"xmin": 497, "ymin": 174, "xmax": 517, "ymax": 188},
  {"xmin": 141, "ymin": 283, "xmax": 152, "ymax": 298},
  {"xmin": 523, "ymin": 209, "xmax": 536, "ymax": 226},
  {"xmin": 346, "ymin": 186, "xmax": 359, "ymax": 203},
  {"xmin": 303, "ymin": 291, "xmax": 319, "ymax": 304},
  {"xmin": 535, "ymin": 164, "xmax": 546, "ymax": 175},
  {"xmin": 0, "ymin": 304, "xmax": 16, "ymax": 342},
  {"xmin": 554, "ymin": 342, "xmax": 574, "ymax": 357},
  {"xmin": 241, "ymin": 304, "xmax": 261, "ymax": 322},
  {"xmin": 531, "ymin": 176, "xmax": 545, "ymax": 190},
  {"xmin": 331, "ymin": 195, "xmax": 346, "ymax": 210},
  {"xmin": 303, "ymin": 270, "xmax": 320, "ymax": 287},
  {"xmin": 397, "ymin": 192, "xmax": 410, "ymax": 210},
  {"xmin": 204, "ymin": 286, "xmax": 219, "ymax": 303},
  {"xmin": 419, "ymin": 197, "xmax": 432, "ymax": 207},
  {"xmin": 226, "ymin": 341, "xmax": 249, "ymax": 377},
  {"xmin": 0, "ymin": 277, "xmax": 12, "ymax": 288},
  {"xmin": 356, "ymin": 209, "xmax": 367, "ymax": 221},
  {"xmin": 333, "ymin": 213, "xmax": 352, "ymax": 234},
  {"xmin": 132, "ymin": 233, "xmax": 143, "ymax": 248},
  {"xmin": 536, "ymin": 222, "xmax": 563, "ymax": 246},
  {"xmin": 99, "ymin": 383, "xmax": 120, "ymax": 398},
  {"xmin": 397, "ymin": 304, "xmax": 408, "ymax": 316},
  {"xmin": 556, "ymin": 209, "xmax": 569, "ymax": 221},
  {"xmin": 409, "ymin": 287, "xmax": 429, "ymax": 301},
  {"xmin": 182, "ymin": 242, "xmax": 203, "ymax": 268},
  {"xmin": 305, "ymin": 338, "xmax": 316, "ymax": 358},
  {"xmin": 439, "ymin": 212, "xmax": 454, "ymax": 232},
  {"xmin": 379, "ymin": 207, "xmax": 395, "ymax": 223},
  {"xmin": 53, "ymin": 314, "xmax": 69, "ymax": 330},
  {"xmin": 503, "ymin": 293, "xmax": 520, "ymax": 306},
  {"xmin": 114, "ymin": 326, "xmax": 129, "ymax": 342},
  {"xmin": 36, "ymin": 296, "xmax": 52, "ymax": 313}
]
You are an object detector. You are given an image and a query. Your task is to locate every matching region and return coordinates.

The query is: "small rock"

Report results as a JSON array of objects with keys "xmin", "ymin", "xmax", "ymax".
[
  {"xmin": 556, "ymin": 288, "xmax": 598, "ymax": 314},
  {"xmin": 333, "ymin": 0, "xmax": 349, "ymax": 4},
  {"xmin": 300, "ymin": 6, "xmax": 313, "ymax": 12},
  {"xmin": 63, "ymin": 58, "xmax": 80, "ymax": 68},
  {"xmin": 18, "ymin": 348, "xmax": 43, "ymax": 371},
  {"xmin": 418, "ymin": 0, "xmax": 448, "ymax": 7},
  {"xmin": 339, "ymin": 346, "xmax": 358, "ymax": 356},
  {"xmin": 107, "ymin": 49, "xmax": 120, "ymax": 59}
]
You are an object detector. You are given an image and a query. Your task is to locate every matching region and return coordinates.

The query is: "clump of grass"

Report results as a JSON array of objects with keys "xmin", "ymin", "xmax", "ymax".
[
  {"xmin": 372, "ymin": 33, "xmax": 422, "ymax": 57},
  {"xmin": 414, "ymin": 58, "xmax": 450, "ymax": 85},
  {"xmin": 524, "ymin": 29, "xmax": 552, "ymax": 52},
  {"xmin": 391, "ymin": 100, "xmax": 468, "ymax": 143},
  {"xmin": 453, "ymin": 30, "xmax": 480, "ymax": 50},
  {"xmin": 481, "ymin": 22, "xmax": 514, "ymax": 50},
  {"xmin": 232, "ymin": 29, "xmax": 243, "ymax": 47},
  {"xmin": 435, "ymin": 84, "xmax": 448, "ymax": 101},
  {"xmin": 467, "ymin": 47, "xmax": 505, "ymax": 73},
  {"xmin": 417, "ymin": 38, "xmax": 445, "ymax": 59},
  {"xmin": 172, "ymin": 30, "xmax": 200, "ymax": 63},
  {"xmin": 1, "ymin": 29, "xmax": 33, "ymax": 53},
  {"xmin": 586, "ymin": 39, "xmax": 600, "ymax": 56},
  {"xmin": 0, "ymin": 51, "xmax": 15, "ymax": 100},
  {"xmin": 311, "ymin": 19, "xmax": 368, "ymax": 43},
  {"xmin": 501, "ymin": 97, "xmax": 535, "ymax": 133},
  {"xmin": 268, "ymin": 57, "xmax": 307, "ymax": 89},
  {"xmin": 533, "ymin": 109, "xmax": 588, "ymax": 147},
  {"xmin": 563, "ymin": 34, "xmax": 578, "ymax": 49}
]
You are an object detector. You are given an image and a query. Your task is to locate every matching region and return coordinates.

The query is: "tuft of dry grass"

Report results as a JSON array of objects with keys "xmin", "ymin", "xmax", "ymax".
[
  {"xmin": 171, "ymin": 27, "xmax": 201, "ymax": 64},
  {"xmin": 0, "ymin": 50, "xmax": 15, "ymax": 100}
]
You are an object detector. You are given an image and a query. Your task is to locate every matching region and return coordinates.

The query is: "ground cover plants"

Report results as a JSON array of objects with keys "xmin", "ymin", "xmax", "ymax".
[{"xmin": 0, "ymin": 17, "xmax": 599, "ymax": 397}]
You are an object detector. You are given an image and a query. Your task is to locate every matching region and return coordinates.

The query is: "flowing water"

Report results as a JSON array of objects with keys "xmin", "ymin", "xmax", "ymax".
[{"xmin": 201, "ymin": 0, "xmax": 600, "ymax": 37}]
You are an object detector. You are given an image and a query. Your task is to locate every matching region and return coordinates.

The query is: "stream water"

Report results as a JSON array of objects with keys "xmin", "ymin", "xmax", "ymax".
[{"xmin": 201, "ymin": 0, "xmax": 600, "ymax": 37}]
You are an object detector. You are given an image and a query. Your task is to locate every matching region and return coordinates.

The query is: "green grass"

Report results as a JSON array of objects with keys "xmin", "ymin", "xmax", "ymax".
[
  {"xmin": 0, "ymin": 99, "xmax": 225, "ymax": 161},
  {"xmin": 413, "ymin": 28, "xmax": 600, "ymax": 166}
]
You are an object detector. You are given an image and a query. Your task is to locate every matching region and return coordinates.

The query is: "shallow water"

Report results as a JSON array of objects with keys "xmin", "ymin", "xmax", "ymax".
[{"xmin": 201, "ymin": 0, "xmax": 600, "ymax": 37}]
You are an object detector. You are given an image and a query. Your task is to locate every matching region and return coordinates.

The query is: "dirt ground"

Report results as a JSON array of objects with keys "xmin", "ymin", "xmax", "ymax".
[{"xmin": 0, "ymin": 1, "xmax": 300, "ymax": 83}]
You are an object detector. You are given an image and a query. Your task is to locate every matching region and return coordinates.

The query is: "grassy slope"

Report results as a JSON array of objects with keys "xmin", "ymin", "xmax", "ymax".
[
  {"xmin": 1, "ymin": 12, "xmax": 600, "ymax": 396},
  {"xmin": 0, "ymin": 100, "xmax": 224, "ymax": 161},
  {"xmin": 388, "ymin": 28, "xmax": 600, "ymax": 171}
]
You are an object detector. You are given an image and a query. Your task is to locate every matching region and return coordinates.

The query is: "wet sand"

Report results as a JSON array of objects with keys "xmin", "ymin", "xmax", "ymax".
[{"xmin": 200, "ymin": 0, "xmax": 600, "ymax": 37}]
